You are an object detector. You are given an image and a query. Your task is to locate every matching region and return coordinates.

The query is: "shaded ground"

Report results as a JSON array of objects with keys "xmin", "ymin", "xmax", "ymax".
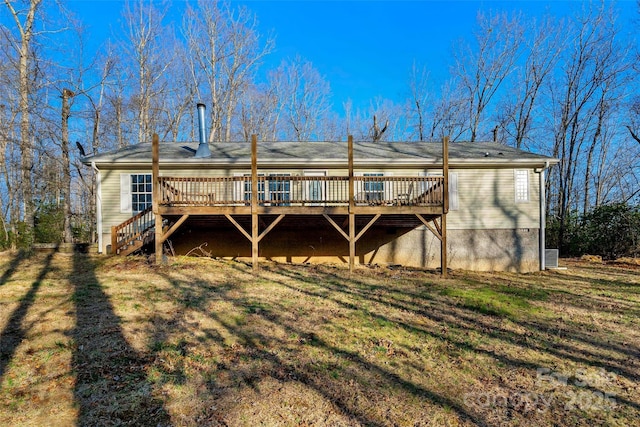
[{"xmin": 0, "ymin": 252, "xmax": 638, "ymax": 426}]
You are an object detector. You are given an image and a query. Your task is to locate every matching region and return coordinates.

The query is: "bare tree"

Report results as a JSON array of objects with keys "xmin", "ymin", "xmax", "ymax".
[
  {"xmin": 547, "ymin": 4, "xmax": 632, "ymax": 250},
  {"xmin": 269, "ymin": 56, "xmax": 331, "ymax": 141},
  {"xmin": 498, "ymin": 15, "xmax": 565, "ymax": 149},
  {"xmin": 407, "ymin": 62, "xmax": 431, "ymax": 141},
  {"xmin": 236, "ymin": 82, "xmax": 279, "ymax": 141},
  {"xmin": 183, "ymin": 0, "xmax": 273, "ymax": 142},
  {"xmin": 428, "ymin": 79, "xmax": 467, "ymax": 142},
  {"xmin": 3, "ymin": 0, "xmax": 42, "ymax": 242},
  {"xmin": 452, "ymin": 11, "xmax": 524, "ymax": 142},
  {"xmin": 122, "ymin": 0, "xmax": 172, "ymax": 144}
]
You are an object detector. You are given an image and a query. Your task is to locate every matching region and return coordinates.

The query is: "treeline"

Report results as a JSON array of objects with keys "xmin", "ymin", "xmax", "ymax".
[
  {"xmin": 1, "ymin": 0, "xmax": 639, "ymax": 258},
  {"xmin": 547, "ymin": 203, "xmax": 640, "ymax": 260}
]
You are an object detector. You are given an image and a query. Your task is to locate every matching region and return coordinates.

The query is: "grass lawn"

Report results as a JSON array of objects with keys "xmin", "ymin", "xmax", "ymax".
[{"xmin": 0, "ymin": 251, "xmax": 638, "ymax": 426}]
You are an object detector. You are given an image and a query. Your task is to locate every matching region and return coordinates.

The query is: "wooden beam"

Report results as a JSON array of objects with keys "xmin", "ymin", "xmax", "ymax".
[
  {"xmin": 111, "ymin": 226, "xmax": 117, "ymax": 255},
  {"xmin": 443, "ymin": 135, "xmax": 449, "ymax": 214},
  {"xmin": 322, "ymin": 213, "xmax": 349, "ymax": 241},
  {"xmin": 251, "ymin": 134, "xmax": 258, "ymax": 270},
  {"xmin": 348, "ymin": 135, "xmax": 354, "ymax": 213},
  {"xmin": 159, "ymin": 206, "xmax": 252, "ymax": 215},
  {"xmin": 433, "ymin": 216, "xmax": 442, "ymax": 236},
  {"xmin": 224, "ymin": 214, "xmax": 252, "ymax": 242},
  {"xmin": 159, "ymin": 214, "xmax": 189, "ymax": 244},
  {"xmin": 416, "ymin": 214, "xmax": 442, "ymax": 242},
  {"xmin": 350, "ymin": 206, "xmax": 443, "ymax": 215},
  {"xmin": 349, "ymin": 213, "xmax": 355, "ymax": 272},
  {"xmin": 251, "ymin": 135, "xmax": 258, "ymax": 211},
  {"xmin": 441, "ymin": 213, "xmax": 447, "ymax": 278},
  {"xmin": 354, "ymin": 213, "xmax": 381, "ymax": 243},
  {"xmin": 348, "ymin": 135, "xmax": 355, "ymax": 272},
  {"xmin": 258, "ymin": 214, "xmax": 285, "ymax": 242},
  {"xmin": 152, "ymin": 133, "xmax": 163, "ymax": 264},
  {"xmin": 441, "ymin": 135, "xmax": 449, "ymax": 278}
]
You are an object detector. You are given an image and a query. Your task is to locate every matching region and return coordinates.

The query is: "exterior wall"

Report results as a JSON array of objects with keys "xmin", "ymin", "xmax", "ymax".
[
  {"xmin": 449, "ymin": 168, "xmax": 539, "ymax": 230},
  {"xmin": 164, "ymin": 224, "xmax": 540, "ymax": 273},
  {"xmin": 97, "ymin": 165, "xmax": 542, "ymax": 271}
]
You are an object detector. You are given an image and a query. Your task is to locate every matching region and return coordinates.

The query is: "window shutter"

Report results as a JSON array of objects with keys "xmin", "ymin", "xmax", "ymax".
[
  {"xmin": 448, "ymin": 172, "xmax": 459, "ymax": 211},
  {"xmin": 120, "ymin": 174, "xmax": 132, "ymax": 214}
]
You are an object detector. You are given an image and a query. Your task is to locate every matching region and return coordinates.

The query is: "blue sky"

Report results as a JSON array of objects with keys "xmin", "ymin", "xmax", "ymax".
[{"xmin": 68, "ymin": 0, "xmax": 638, "ymax": 114}]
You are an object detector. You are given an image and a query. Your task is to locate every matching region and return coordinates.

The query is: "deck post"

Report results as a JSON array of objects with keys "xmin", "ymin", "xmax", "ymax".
[
  {"xmin": 251, "ymin": 134, "xmax": 259, "ymax": 271},
  {"xmin": 152, "ymin": 133, "xmax": 163, "ymax": 264},
  {"xmin": 111, "ymin": 225, "xmax": 117, "ymax": 255},
  {"xmin": 348, "ymin": 135, "xmax": 355, "ymax": 272},
  {"xmin": 441, "ymin": 136, "xmax": 449, "ymax": 277}
]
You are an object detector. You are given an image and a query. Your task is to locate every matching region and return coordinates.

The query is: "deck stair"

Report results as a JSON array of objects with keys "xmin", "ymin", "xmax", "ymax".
[{"xmin": 111, "ymin": 206, "xmax": 157, "ymax": 256}]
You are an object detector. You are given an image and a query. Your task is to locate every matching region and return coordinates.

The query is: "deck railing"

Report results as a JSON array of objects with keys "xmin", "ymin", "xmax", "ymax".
[
  {"xmin": 158, "ymin": 175, "xmax": 444, "ymax": 207},
  {"xmin": 111, "ymin": 205, "xmax": 154, "ymax": 255}
]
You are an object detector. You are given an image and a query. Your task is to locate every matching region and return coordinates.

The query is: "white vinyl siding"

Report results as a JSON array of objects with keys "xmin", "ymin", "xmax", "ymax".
[
  {"xmin": 101, "ymin": 166, "xmax": 539, "ymax": 234},
  {"xmin": 446, "ymin": 168, "xmax": 539, "ymax": 230}
]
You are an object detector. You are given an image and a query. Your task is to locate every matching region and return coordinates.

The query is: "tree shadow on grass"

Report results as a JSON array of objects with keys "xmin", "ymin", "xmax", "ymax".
[
  {"xmin": 263, "ymin": 263, "xmax": 640, "ymax": 412},
  {"xmin": 0, "ymin": 251, "xmax": 53, "ymax": 381},
  {"xmin": 0, "ymin": 250, "xmax": 26, "ymax": 288},
  {"xmin": 69, "ymin": 253, "xmax": 170, "ymax": 426},
  {"xmin": 154, "ymin": 262, "xmax": 489, "ymax": 426}
]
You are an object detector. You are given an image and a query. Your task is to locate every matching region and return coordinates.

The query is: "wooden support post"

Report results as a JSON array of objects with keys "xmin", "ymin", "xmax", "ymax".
[
  {"xmin": 111, "ymin": 225, "xmax": 117, "ymax": 255},
  {"xmin": 441, "ymin": 136, "xmax": 449, "ymax": 277},
  {"xmin": 349, "ymin": 213, "xmax": 355, "ymax": 272},
  {"xmin": 348, "ymin": 135, "xmax": 355, "ymax": 272},
  {"xmin": 443, "ymin": 136, "xmax": 449, "ymax": 214},
  {"xmin": 152, "ymin": 133, "xmax": 163, "ymax": 264},
  {"xmin": 251, "ymin": 134, "xmax": 259, "ymax": 271}
]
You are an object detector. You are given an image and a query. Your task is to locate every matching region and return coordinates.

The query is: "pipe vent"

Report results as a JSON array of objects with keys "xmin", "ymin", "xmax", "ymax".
[{"xmin": 195, "ymin": 103, "xmax": 211, "ymax": 158}]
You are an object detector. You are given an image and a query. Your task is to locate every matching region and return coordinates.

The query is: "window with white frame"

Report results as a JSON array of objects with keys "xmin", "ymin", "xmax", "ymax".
[
  {"xmin": 267, "ymin": 173, "xmax": 291, "ymax": 205},
  {"xmin": 515, "ymin": 170, "xmax": 529, "ymax": 202},
  {"xmin": 121, "ymin": 173, "xmax": 152, "ymax": 214},
  {"xmin": 131, "ymin": 174, "xmax": 153, "ymax": 212},
  {"xmin": 238, "ymin": 173, "xmax": 291, "ymax": 205},
  {"xmin": 243, "ymin": 174, "xmax": 265, "ymax": 202}
]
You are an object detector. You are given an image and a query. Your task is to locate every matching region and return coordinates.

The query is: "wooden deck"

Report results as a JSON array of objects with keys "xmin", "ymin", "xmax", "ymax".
[
  {"xmin": 156, "ymin": 175, "xmax": 445, "ymax": 215},
  {"xmin": 112, "ymin": 134, "xmax": 450, "ymax": 275}
]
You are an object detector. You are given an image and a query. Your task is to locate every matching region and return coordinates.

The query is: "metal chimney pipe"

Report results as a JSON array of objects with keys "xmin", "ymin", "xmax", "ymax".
[{"xmin": 195, "ymin": 103, "xmax": 211, "ymax": 158}]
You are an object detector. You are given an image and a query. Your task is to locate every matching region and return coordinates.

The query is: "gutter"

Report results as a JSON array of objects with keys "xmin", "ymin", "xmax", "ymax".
[
  {"xmin": 534, "ymin": 161, "xmax": 551, "ymax": 270},
  {"xmin": 92, "ymin": 161, "xmax": 103, "ymax": 254},
  {"xmin": 87, "ymin": 157, "xmax": 559, "ymax": 170}
]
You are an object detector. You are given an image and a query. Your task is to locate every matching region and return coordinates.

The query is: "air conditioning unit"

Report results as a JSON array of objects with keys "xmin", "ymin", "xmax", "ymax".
[{"xmin": 545, "ymin": 249, "xmax": 559, "ymax": 269}]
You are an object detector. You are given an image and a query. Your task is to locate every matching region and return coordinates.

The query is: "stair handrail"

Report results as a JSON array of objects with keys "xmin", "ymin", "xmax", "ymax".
[{"xmin": 111, "ymin": 205, "xmax": 155, "ymax": 255}]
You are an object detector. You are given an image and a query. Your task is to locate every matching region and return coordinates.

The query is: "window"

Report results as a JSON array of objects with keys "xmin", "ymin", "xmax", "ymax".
[
  {"xmin": 131, "ymin": 174, "xmax": 153, "ymax": 212},
  {"xmin": 515, "ymin": 170, "xmax": 529, "ymax": 202},
  {"xmin": 363, "ymin": 173, "xmax": 384, "ymax": 202},
  {"xmin": 267, "ymin": 174, "xmax": 291, "ymax": 205},
  {"xmin": 243, "ymin": 174, "xmax": 265, "ymax": 202},
  {"xmin": 238, "ymin": 173, "xmax": 290, "ymax": 205}
]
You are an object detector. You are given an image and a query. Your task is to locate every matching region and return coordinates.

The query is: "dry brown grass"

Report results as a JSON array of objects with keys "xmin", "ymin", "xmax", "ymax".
[{"xmin": 0, "ymin": 252, "xmax": 638, "ymax": 426}]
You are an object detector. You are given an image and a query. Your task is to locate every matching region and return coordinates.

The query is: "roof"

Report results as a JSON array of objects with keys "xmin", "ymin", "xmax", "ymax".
[{"xmin": 83, "ymin": 140, "xmax": 558, "ymax": 169}]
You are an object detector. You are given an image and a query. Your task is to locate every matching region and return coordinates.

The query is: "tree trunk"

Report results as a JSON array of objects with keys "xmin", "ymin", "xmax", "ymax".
[{"xmin": 61, "ymin": 89, "xmax": 74, "ymax": 243}]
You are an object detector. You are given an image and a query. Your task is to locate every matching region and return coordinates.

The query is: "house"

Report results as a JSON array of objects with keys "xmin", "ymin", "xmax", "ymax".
[{"xmin": 83, "ymin": 135, "xmax": 558, "ymax": 273}]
